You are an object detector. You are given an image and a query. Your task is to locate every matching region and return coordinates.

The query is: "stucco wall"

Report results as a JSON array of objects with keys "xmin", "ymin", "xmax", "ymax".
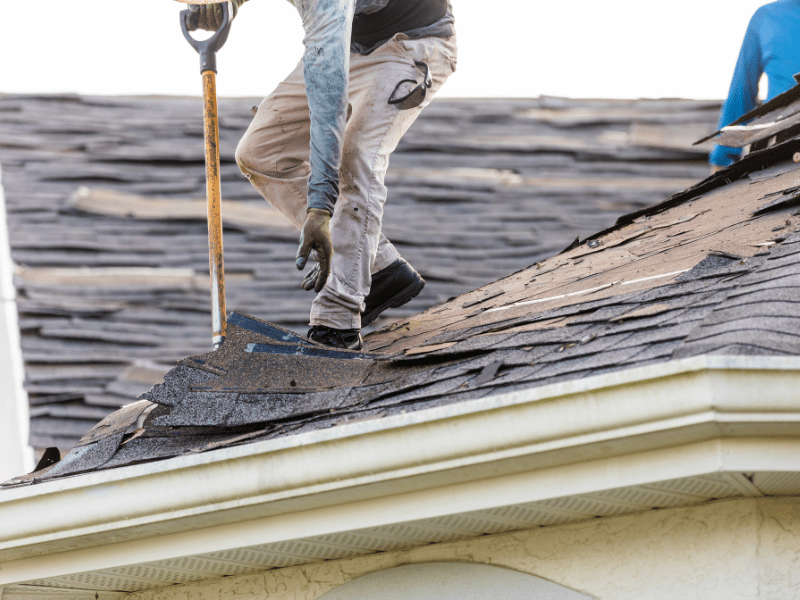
[{"xmin": 128, "ymin": 496, "xmax": 800, "ymax": 600}]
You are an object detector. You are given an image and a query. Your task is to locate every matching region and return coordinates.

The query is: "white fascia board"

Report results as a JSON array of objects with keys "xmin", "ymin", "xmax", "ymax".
[
  {"xmin": 2, "ymin": 437, "xmax": 797, "ymax": 588},
  {"xmin": 0, "ymin": 166, "xmax": 33, "ymax": 482},
  {"xmin": 1, "ymin": 355, "xmax": 800, "ymax": 569}
]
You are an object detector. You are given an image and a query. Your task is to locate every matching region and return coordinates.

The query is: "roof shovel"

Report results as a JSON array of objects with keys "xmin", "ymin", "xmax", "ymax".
[{"xmin": 180, "ymin": 2, "xmax": 233, "ymax": 349}]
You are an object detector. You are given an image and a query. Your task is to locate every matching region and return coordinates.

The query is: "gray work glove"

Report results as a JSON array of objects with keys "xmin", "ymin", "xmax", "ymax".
[
  {"xmin": 296, "ymin": 209, "xmax": 333, "ymax": 293},
  {"xmin": 301, "ymin": 261, "xmax": 320, "ymax": 291},
  {"xmin": 186, "ymin": 0, "xmax": 247, "ymax": 32}
]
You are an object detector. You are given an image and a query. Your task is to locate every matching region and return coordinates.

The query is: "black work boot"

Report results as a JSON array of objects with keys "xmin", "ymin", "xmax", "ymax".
[
  {"xmin": 362, "ymin": 258, "xmax": 425, "ymax": 326},
  {"xmin": 307, "ymin": 325, "xmax": 363, "ymax": 350}
]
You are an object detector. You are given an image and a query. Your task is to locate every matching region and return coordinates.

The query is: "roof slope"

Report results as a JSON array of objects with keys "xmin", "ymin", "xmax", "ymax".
[
  {"xmin": 0, "ymin": 95, "xmax": 717, "ymax": 451},
  {"xmin": 4, "ymin": 96, "xmax": 800, "ymax": 600},
  {"xmin": 8, "ymin": 115, "xmax": 800, "ymax": 486}
]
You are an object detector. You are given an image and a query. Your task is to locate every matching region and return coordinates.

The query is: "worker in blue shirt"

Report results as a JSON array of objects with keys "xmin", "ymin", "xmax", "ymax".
[{"xmin": 711, "ymin": 0, "xmax": 800, "ymax": 170}]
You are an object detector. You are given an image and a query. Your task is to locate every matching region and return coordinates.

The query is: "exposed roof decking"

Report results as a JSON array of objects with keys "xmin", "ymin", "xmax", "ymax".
[{"xmin": 369, "ymin": 154, "xmax": 800, "ymax": 355}]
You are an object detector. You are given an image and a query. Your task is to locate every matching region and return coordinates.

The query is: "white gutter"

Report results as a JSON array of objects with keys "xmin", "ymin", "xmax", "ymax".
[
  {"xmin": 1, "ymin": 355, "xmax": 800, "ymax": 582},
  {"xmin": 0, "ymin": 166, "xmax": 33, "ymax": 482}
]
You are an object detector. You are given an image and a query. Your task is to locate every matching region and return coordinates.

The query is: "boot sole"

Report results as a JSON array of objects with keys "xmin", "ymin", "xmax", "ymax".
[{"xmin": 361, "ymin": 278, "xmax": 425, "ymax": 327}]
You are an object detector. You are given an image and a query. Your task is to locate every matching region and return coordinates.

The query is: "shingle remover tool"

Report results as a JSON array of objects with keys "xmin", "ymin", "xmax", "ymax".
[{"xmin": 180, "ymin": 1, "xmax": 233, "ymax": 348}]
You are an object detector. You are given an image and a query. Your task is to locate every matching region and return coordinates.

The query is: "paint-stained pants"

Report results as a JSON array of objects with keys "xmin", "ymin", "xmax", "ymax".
[{"xmin": 236, "ymin": 34, "xmax": 457, "ymax": 330}]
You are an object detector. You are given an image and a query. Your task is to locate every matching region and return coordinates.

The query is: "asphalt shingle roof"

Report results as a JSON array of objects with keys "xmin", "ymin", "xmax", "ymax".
[
  {"xmin": 0, "ymin": 94, "xmax": 718, "ymax": 451},
  {"xmin": 8, "ymin": 111, "xmax": 800, "ymax": 487}
]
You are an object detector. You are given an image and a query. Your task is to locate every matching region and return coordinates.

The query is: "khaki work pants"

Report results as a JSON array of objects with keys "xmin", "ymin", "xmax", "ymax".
[{"xmin": 236, "ymin": 33, "xmax": 457, "ymax": 330}]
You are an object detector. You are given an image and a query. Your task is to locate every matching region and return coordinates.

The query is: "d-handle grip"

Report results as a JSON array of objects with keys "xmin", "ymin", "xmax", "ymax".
[{"xmin": 180, "ymin": 1, "xmax": 233, "ymax": 73}]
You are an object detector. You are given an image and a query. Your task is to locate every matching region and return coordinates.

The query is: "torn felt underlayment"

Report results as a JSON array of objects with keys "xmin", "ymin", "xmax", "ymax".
[{"xmin": 7, "ymin": 116, "xmax": 800, "ymax": 486}]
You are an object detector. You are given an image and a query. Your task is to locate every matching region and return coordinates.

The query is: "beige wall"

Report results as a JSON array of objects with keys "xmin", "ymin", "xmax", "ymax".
[{"xmin": 129, "ymin": 496, "xmax": 800, "ymax": 600}]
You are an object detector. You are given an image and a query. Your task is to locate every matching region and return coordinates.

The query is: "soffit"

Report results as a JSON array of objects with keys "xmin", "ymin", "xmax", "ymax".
[{"xmin": 1, "ymin": 457, "xmax": 798, "ymax": 599}]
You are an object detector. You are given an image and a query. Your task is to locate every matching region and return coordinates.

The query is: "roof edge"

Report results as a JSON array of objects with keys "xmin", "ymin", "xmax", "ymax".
[
  {"xmin": 1, "ymin": 355, "xmax": 800, "ymax": 568},
  {"xmin": 585, "ymin": 138, "xmax": 800, "ymax": 241}
]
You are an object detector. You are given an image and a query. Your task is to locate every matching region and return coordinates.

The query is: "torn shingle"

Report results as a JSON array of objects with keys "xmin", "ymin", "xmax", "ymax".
[
  {"xmin": 676, "ymin": 253, "xmax": 748, "ymax": 282},
  {"xmin": 472, "ymin": 361, "xmax": 504, "ymax": 386}
]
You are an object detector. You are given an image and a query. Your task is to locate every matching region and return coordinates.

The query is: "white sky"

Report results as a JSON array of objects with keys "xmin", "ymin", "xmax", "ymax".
[{"xmin": 3, "ymin": 1, "xmax": 766, "ymax": 99}]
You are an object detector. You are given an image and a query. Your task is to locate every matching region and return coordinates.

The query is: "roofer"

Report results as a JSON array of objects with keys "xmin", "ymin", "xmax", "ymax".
[
  {"xmin": 710, "ymin": 0, "xmax": 800, "ymax": 171},
  {"xmin": 187, "ymin": 0, "xmax": 456, "ymax": 350}
]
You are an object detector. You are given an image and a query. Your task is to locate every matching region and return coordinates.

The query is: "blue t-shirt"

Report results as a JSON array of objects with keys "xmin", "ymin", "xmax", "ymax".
[{"xmin": 711, "ymin": 0, "xmax": 800, "ymax": 166}]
